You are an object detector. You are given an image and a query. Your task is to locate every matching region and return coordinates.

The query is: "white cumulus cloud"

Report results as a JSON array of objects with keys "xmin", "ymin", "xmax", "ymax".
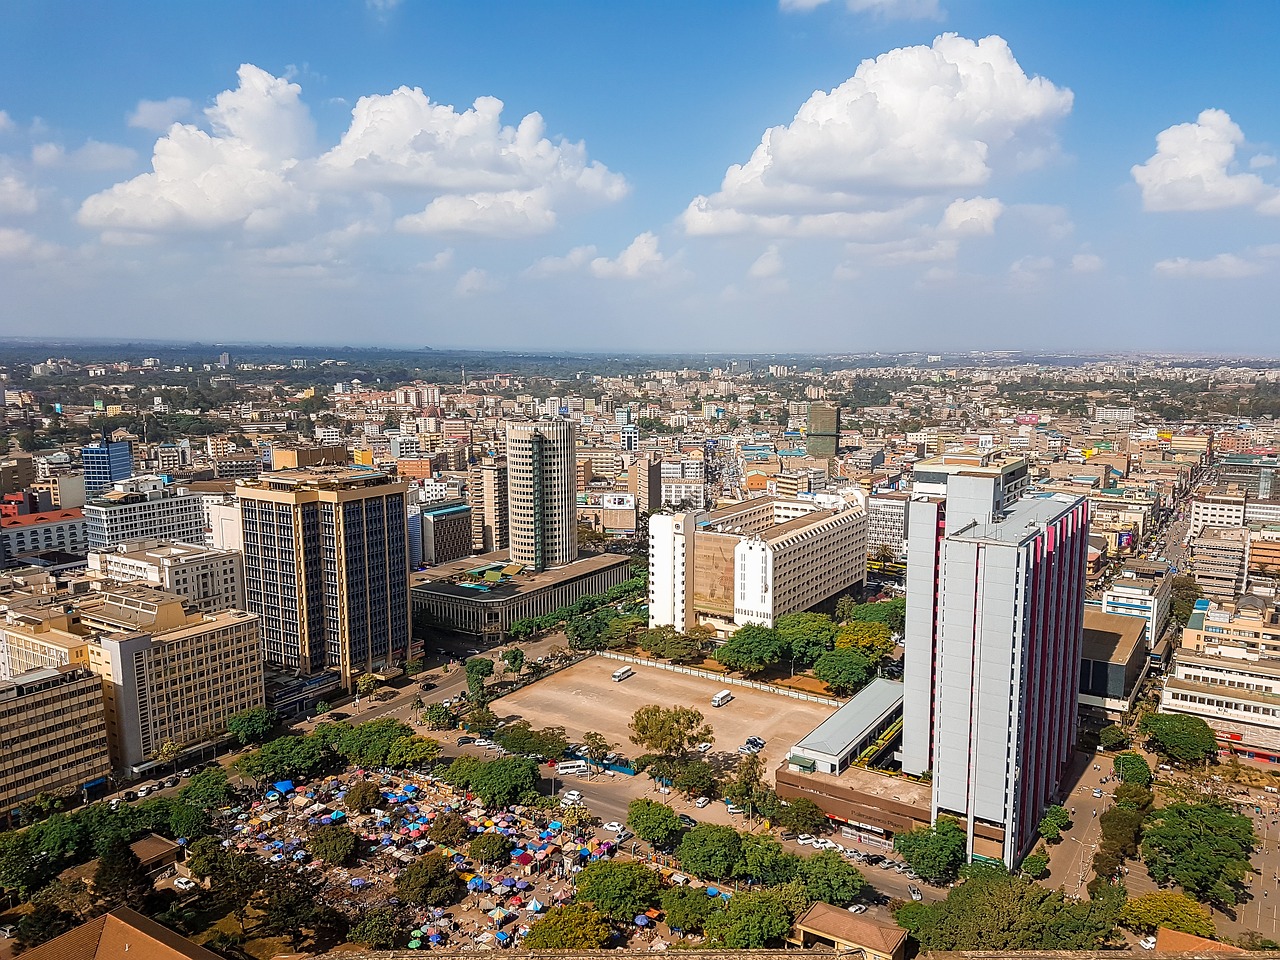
[
  {"xmin": 590, "ymin": 232, "xmax": 669, "ymax": 280},
  {"xmin": 128, "ymin": 97, "xmax": 194, "ymax": 131},
  {"xmin": 0, "ymin": 175, "xmax": 38, "ymax": 215},
  {"xmin": 1132, "ymin": 109, "xmax": 1279, "ymax": 213},
  {"xmin": 455, "ymin": 267, "xmax": 490, "ymax": 297},
  {"xmin": 0, "ymin": 227, "xmax": 57, "ymax": 261},
  {"xmin": 681, "ymin": 34, "xmax": 1071, "ymax": 240},
  {"xmin": 1071, "ymin": 252, "xmax": 1104, "ymax": 272},
  {"xmin": 748, "ymin": 244, "xmax": 784, "ymax": 279},
  {"xmin": 1154, "ymin": 251, "xmax": 1273, "ymax": 279},
  {"xmin": 939, "ymin": 196, "xmax": 1002, "ymax": 235},
  {"xmin": 524, "ymin": 244, "xmax": 598, "ymax": 278},
  {"xmin": 33, "ymin": 140, "xmax": 137, "ymax": 170}
]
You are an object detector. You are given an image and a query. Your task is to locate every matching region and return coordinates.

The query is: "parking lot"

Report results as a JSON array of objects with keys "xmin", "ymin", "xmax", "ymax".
[{"xmin": 492, "ymin": 656, "xmax": 836, "ymax": 782}]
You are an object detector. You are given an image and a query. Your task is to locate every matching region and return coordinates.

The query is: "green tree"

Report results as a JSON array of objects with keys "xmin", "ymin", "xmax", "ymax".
[
  {"xmin": 629, "ymin": 704, "xmax": 713, "ymax": 757},
  {"xmin": 575, "ymin": 860, "xmax": 662, "ymax": 921},
  {"xmin": 581, "ymin": 731, "xmax": 614, "ymax": 777},
  {"xmin": 833, "ymin": 620, "xmax": 895, "ymax": 663},
  {"xmin": 258, "ymin": 869, "xmax": 328, "ymax": 951},
  {"xmin": 1114, "ymin": 782, "xmax": 1155, "ymax": 813},
  {"xmin": 849, "ymin": 597, "xmax": 907, "ymax": 633},
  {"xmin": 1021, "ymin": 852, "xmax": 1050, "ymax": 879},
  {"xmin": 309, "ymin": 823, "xmax": 357, "ymax": 866},
  {"xmin": 421, "ymin": 703, "xmax": 456, "ymax": 730},
  {"xmin": 774, "ymin": 612, "xmax": 838, "ymax": 667},
  {"xmin": 178, "ymin": 767, "xmax": 234, "ymax": 810},
  {"xmin": 704, "ymin": 889, "xmax": 794, "ymax": 948},
  {"xmin": 15, "ymin": 901, "xmax": 75, "ymax": 950},
  {"xmin": 356, "ymin": 674, "xmax": 378, "ymax": 699},
  {"xmin": 1115, "ymin": 751, "xmax": 1153, "ymax": 787},
  {"xmin": 524, "ymin": 904, "xmax": 612, "ymax": 949},
  {"xmin": 344, "ymin": 780, "xmax": 383, "ymax": 814},
  {"xmin": 1039, "ymin": 805, "xmax": 1072, "ymax": 843},
  {"xmin": 662, "ymin": 884, "xmax": 722, "ymax": 933},
  {"xmin": 813, "ymin": 647, "xmax": 873, "ymax": 696},
  {"xmin": 627, "ymin": 797, "xmax": 684, "ymax": 849},
  {"xmin": 465, "ymin": 656, "xmax": 495, "ymax": 702},
  {"xmin": 1120, "ymin": 891, "xmax": 1215, "ymax": 937},
  {"xmin": 775, "ymin": 796, "xmax": 826, "ymax": 835},
  {"xmin": 501, "ymin": 647, "xmax": 525, "ymax": 675},
  {"xmin": 396, "ymin": 851, "xmax": 461, "ymax": 907},
  {"xmin": 895, "ymin": 818, "xmax": 967, "ymax": 885},
  {"xmin": 235, "ymin": 733, "xmax": 330, "ymax": 783},
  {"xmin": 225, "ymin": 706, "xmax": 278, "ymax": 745},
  {"xmin": 1169, "ymin": 575, "xmax": 1203, "ymax": 626},
  {"xmin": 1140, "ymin": 714, "xmax": 1217, "ymax": 765},
  {"xmin": 800, "ymin": 849, "xmax": 870, "ymax": 906},
  {"xmin": 429, "ymin": 811, "xmax": 472, "ymax": 847},
  {"xmin": 208, "ymin": 850, "xmax": 267, "ymax": 930},
  {"xmin": 1098, "ymin": 724, "xmax": 1129, "ymax": 751},
  {"xmin": 678, "ymin": 824, "xmax": 742, "ymax": 881},
  {"xmin": 671, "ymin": 759, "xmax": 718, "ymax": 800},
  {"xmin": 1141, "ymin": 802, "xmax": 1254, "ymax": 907},
  {"xmin": 714, "ymin": 624, "xmax": 786, "ymax": 675},
  {"xmin": 94, "ymin": 838, "xmax": 153, "ymax": 908},
  {"xmin": 735, "ymin": 833, "xmax": 802, "ymax": 886},
  {"xmin": 387, "ymin": 735, "xmax": 441, "ymax": 769},
  {"xmin": 186, "ymin": 835, "xmax": 227, "ymax": 880},
  {"xmin": 350, "ymin": 907, "xmax": 400, "ymax": 949},
  {"xmin": 470, "ymin": 832, "xmax": 513, "ymax": 866}
]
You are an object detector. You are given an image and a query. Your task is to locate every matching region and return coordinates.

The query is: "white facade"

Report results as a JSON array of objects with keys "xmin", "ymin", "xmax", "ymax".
[
  {"xmin": 1, "ymin": 511, "xmax": 87, "ymax": 558},
  {"xmin": 506, "ymin": 419, "xmax": 578, "ymax": 571},
  {"xmin": 84, "ymin": 476, "xmax": 207, "ymax": 551},
  {"xmin": 87, "ymin": 540, "xmax": 244, "ymax": 613},
  {"xmin": 1101, "ymin": 572, "xmax": 1171, "ymax": 649},
  {"xmin": 1190, "ymin": 491, "xmax": 1246, "ymax": 537},
  {"xmin": 204, "ymin": 496, "xmax": 243, "ymax": 551}
]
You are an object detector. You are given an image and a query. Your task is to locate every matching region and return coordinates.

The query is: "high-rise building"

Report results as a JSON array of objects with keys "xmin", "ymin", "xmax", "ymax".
[
  {"xmin": 81, "ymin": 439, "xmax": 134, "ymax": 497},
  {"xmin": 0, "ymin": 665, "xmax": 111, "ymax": 818},
  {"xmin": 506, "ymin": 419, "xmax": 578, "ymax": 571},
  {"xmin": 807, "ymin": 402, "xmax": 840, "ymax": 459},
  {"xmin": 902, "ymin": 479, "xmax": 1088, "ymax": 866},
  {"xmin": 84, "ymin": 476, "xmax": 207, "ymax": 550},
  {"xmin": 469, "ymin": 456, "xmax": 509, "ymax": 554},
  {"xmin": 236, "ymin": 467, "xmax": 410, "ymax": 690}
]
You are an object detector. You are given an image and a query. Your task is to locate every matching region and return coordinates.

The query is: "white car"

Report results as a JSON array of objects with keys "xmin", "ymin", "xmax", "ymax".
[
  {"xmin": 136, "ymin": 785, "xmax": 152, "ymax": 798},
  {"xmin": 173, "ymin": 877, "xmax": 198, "ymax": 892},
  {"xmin": 602, "ymin": 821, "xmax": 624, "ymax": 833},
  {"xmin": 1139, "ymin": 936, "xmax": 1157, "ymax": 951},
  {"xmin": 812, "ymin": 839, "xmax": 837, "ymax": 850},
  {"xmin": 696, "ymin": 742, "xmax": 713, "ymax": 753},
  {"xmin": 796, "ymin": 834, "xmax": 815, "ymax": 845},
  {"xmin": 694, "ymin": 797, "xmax": 710, "ymax": 808},
  {"xmin": 846, "ymin": 904, "xmax": 867, "ymax": 914},
  {"xmin": 474, "ymin": 738, "xmax": 494, "ymax": 748},
  {"xmin": 561, "ymin": 789, "xmax": 583, "ymax": 804}
]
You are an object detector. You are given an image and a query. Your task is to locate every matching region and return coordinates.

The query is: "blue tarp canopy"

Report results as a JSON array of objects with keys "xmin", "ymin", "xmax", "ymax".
[{"xmin": 273, "ymin": 780, "xmax": 295, "ymax": 794}]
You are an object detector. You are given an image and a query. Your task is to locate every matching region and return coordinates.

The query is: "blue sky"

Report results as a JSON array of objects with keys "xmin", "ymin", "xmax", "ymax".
[{"xmin": 2, "ymin": 0, "xmax": 1278, "ymax": 354}]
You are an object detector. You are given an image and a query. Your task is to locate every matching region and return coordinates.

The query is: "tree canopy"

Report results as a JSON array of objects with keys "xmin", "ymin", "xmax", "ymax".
[
  {"xmin": 627, "ymin": 797, "xmax": 685, "ymax": 849},
  {"xmin": 1139, "ymin": 714, "xmax": 1217, "ymax": 765},
  {"xmin": 629, "ymin": 704, "xmax": 712, "ymax": 757},
  {"xmin": 677, "ymin": 824, "xmax": 743, "ymax": 881},
  {"xmin": 813, "ymin": 647, "xmax": 873, "ymax": 696},
  {"xmin": 574, "ymin": 860, "xmax": 662, "ymax": 921},
  {"xmin": 895, "ymin": 818, "xmax": 967, "ymax": 885},
  {"xmin": 396, "ymin": 851, "xmax": 462, "ymax": 907},
  {"xmin": 524, "ymin": 904, "xmax": 612, "ymax": 949},
  {"xmin": 1141, "ymin": 802, "xmax": 1254, "ymax": 906},
  {"xmin": 225, "ymin": 706, "xmax": 278, "ymax": 745},
  {"xmin": 714, "ymin": 624, "xmax": 787, "ymax": 675},
  {"xmin": 1120, "ymin": 891, "xmax": 1215, "ymax": 938}
]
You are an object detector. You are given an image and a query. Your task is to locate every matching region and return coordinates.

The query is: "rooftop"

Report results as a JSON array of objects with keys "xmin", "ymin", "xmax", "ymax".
[
  {"xmin": 22, "ymin": 907, "xmax": 221, "ymax": 960},
  {"xmin": 1082, "ymin": 608, "xmax": 1147, "ymax": 665},
  {"xmin": 0, "ymin": 508, "xmax": 83, "ymax": 528},
  {"xmin": 951, "ymin": 492, "xmax": 1083, "ymax": 545},
  {"xmin": 793, "ymin": 901, "xmax": 908, "ymax": 955},
  {"xmin": 411, "ymin": 550, "xmax": 631, "ymax": 602},
  {"xmin": 794, "ymin": 678, "xmax": 904, "ymax": 759}
]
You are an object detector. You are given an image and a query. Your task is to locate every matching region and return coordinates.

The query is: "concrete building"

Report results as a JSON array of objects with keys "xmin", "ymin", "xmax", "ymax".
[
  {"xmin": 0, "ymin": 456, "xmax": 36, "ymax": 496},
  {"xmin": 84, "ymin": 476, "xmax": 207, "ymax": 551},
  {"xmin": 1079, "ymin": 608, "xmax": 1150, "ymax": 715},
  {"xmin": 236, "ymin": 467, "xmax": 410, "ymax": 691},
  {"xmin": 0, "ymin": 587, "xmax": 263, "ymax": 774},
  {"xmin": 649, "ymin": 495, "xmax": 867, "ymax": 634},
  {"xmin": 1162, "ymin": 595, "xmax": 1280, "ymax": 762},
  {"xmin": 788, "ymin": 678, "xmax": 904, "ymax": 774},
  {"xmin": 1190, "ymin": 526, "xmax": 1250, "ymax": 601},
  {"xmin": 80, "ymin": 439, "xmax": 133, "ymax": 497},
  {"xmin": 903, "ymin": 479, "xmax": 1089, "ymax": 866},
  {"xmin": 203, "ymin": 496, "xmax": 242, "ymax": 551},
  {"xmin": 806, "ymin": 402, "xmax": 840, "ymax": 459},
  {"xmin": 910, "ymin": 449, "xmax": 1031, "ymax": 508},
  {"xmin": 1190, "ymin": 488, "xmax": 1247, "ymax": 537},
  {"xmin": 468, "ymin": 456, "xmax": 509, "ymax": 555},
  {"xmin": 506, "ymin": 418, "xmax": 578, "ymax": 571},
  {"xmin": 626, "ymin": 452, "xmax": 664, "ymax": 513},
  {"xmin": 865, "ymin": 492, "xmax": 909, "ymax": 562},
  {"xmin": 87, "ymin": 540, "xmax": 244, "ymax": 613},
  {"xmin": 0, "ymin": 665, "xmax": 111, "ymax": 819},
  {"xmin": 29, "ymin": 472, "xmax": 85, "ymax": 510},
  {"xmin": 789, "ymin": 903, "xmax": 906, "ymax": 960},
  {"xmin": 1, "ymin": 508, "xmax": 87, "ymax": 561},
  {"xmin": 1219, "ymin": 454, "xmax": 1280, "ymax": 499},
  {"xmin": 420, "ymin": 500, "xmax": 472, "ymax": 566},
  {"xmin": 1101, "ymin": 559, "xmax": 1173, "ymax": 652}
]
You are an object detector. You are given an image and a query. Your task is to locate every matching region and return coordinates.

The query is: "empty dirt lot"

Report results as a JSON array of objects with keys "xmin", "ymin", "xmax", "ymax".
[{"xmin": 493, "ymin": 656, "xmax": 837, "ymax": 782}]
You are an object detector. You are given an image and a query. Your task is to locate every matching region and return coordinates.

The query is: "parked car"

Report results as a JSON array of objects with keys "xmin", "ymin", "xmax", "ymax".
[
  {"xmin": 908, "ymin": 884, "xmax": 923, "ymax": 902},
  {"xmin": 457, "ymin": 736, "xmax": 477, "ymax": 746},
  {"xmin": 726, "ymin": 803, "xmax": 744, "ymax": 815},
  {"xmin": 694, "ymin": 797, "xmax": 710, "ymax": 808},
  {"xmin": 846, "ymin": 905, "xmax": 867, "ymax": 914},
  {"xmin": 796, "ymin": 834, "xmax": 815, "ymax": 845},
  {"xmin": 745, "ymin": 736, "xmax": 766, "ymax": 749},
  {"xmin": 602, "ymin": 821, "xmax": 624, "ymax": 833},
  {"xmin": 473, "ymin": 738, "xmax": 494, "ymax": 748},
  {"xmin": 327, "ymin": 712, "xmax": 350, "ymax": 721},
  {"xmin": 1139, "ymin": 936, "xmax": 1157, "ymax": 951},
  {"xmin": 173, "ymin": 877, "xmax": 198, "ymax": 892},
  {"xmin": 1092, "ymin": 787, "xmax": 1104, "ymax": 798},
  {"xmin": 0, "ymin": 924, "xmax": 16, "ymax": 938},
  {"xmin": 696, "ymin": 742, "xmax": 713, "ymax": 753},
  {"xmin": 737, "ymin": 744, "xmax": 759, "ymax": 755},
  {"xmin": 420, "ymin": 680, "xmax": 436, "ymax": 691},
  {"xmin": 561, "ymin": 790, "xmax": 583, "ymax": 804},
  {"xmin": 677, "ymin": 814, "xmax": 697, "ymax": 828},
  {"xmin": 616, "ymin": 830, "xmax": 634, "ymax": 843}
]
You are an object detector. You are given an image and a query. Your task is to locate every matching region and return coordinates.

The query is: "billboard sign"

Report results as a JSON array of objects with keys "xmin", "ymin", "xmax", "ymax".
[{"xmin": 602, "ymin": 493, "xmax": 635, "ymax": 510}]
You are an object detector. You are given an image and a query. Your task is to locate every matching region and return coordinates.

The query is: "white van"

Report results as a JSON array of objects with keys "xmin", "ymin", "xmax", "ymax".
[
  {"xmin": 711, "ymin": 690, "xmax": 734, "ymax": 708},
  {"xmin": 611, "ymin": 666, "xmax": 635, "ymax": 682},
  {"xmin": 556, "ymin": 760, "xmax": 589, "ymax": 776}
]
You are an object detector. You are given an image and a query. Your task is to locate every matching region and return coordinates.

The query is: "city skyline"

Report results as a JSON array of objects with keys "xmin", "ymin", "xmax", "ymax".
[{"xmin": 1, "ymin": 2, "xmax": 1279, "ymax": 353}]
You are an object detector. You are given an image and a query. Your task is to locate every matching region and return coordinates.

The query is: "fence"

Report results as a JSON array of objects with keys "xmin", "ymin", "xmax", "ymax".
[{"xmin": 593, "ymin": 650, "xmax": 841, "ymax": 707}]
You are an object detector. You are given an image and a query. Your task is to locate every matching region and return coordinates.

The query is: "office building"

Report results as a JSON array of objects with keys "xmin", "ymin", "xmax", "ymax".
[
  {"xmin": 81, "ymin": 439, "xmax": 134, "ymax": 497},
  {"xmin": 807, "ymin": 402, "xmax": 840, "ymax": 459},
  {"xmin": 1100, "ymin": 559, "xmax": 1173, "ymax": 652},
  {"xmin": 0, "ymin": 665, "xmax": 111, "ymax": 818},
  {"xmin": 626, "ymin": 452, "xmax": 664, "ymax": 513},
  {"xmin": 84, "ymin": 476, "xmax": 207, "ymax": 551},
  {"xmin": 903, "ymin": 480, "xmax": 1089, "ymax": 866},
  {"xmin": 865, "ymin": 492, "xmax": 909, "ymax": 562},
  {"xmin": 1189, "ymin": 488, "xmax": 1247, "ymax": 537},
  {"xmin": 1, "ymin": 508, "xmax": 87, "ymax": 561},
  {"xmin": 469, "ymin": 456, "xmax": 509, "ymax": 555},
  {"xmin": 236, "ymin": 467, "xmax": 410, "ymax": 690},
  {"xmin": 420, "ymin": 500, "xmax": 472, "ymax": 566},
  {"xmin": 506, "ymin": 419, "xmax": 578, "ymax": 571},
  {"xmin": 87, "ymin": 540, "xmax": 244, "ymax": 613},
  {"xmin": 29, "ymin": 473, "xmax": 86, "ymax": 510},
  {"xmin": 0, "ymin": 587, "xmax": 263, "ymax": 773},
  {"xmin": 0, "ymin": 456, "xmax": 35, "ymax": 496},
  {"xmin": 1219, "ymin": 454, "xmax": 1280, "ymax": 499},
  {"xmin": 1189, "ymin": 526, "xmax": 1250, "ymax": 601},
  {"xmin": 649, "ymin": 495, "xmax": 867, "ymax": 634},
  {"xmin": 910, "ymin": 449, "xmax": 1031, "ymax": 508}
]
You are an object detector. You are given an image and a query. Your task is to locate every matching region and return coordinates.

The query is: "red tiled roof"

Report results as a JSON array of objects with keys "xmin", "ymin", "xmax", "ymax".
[
  {"xmin": 0, "ymin": 508, "xmax": 83, "ymax": 528},
  {"xmin": 22, "ymin": 907, "xmax": 222, "ymax": 960},
  {"xmin": 1155, "ymin": 927, "xmax": 1244, "ymax": 953}
]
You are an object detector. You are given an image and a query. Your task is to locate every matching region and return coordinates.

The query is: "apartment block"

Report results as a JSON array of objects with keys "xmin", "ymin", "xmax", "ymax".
[
  {"xmin": 468, "ymin": 456, "xmax": 509, "ymax": 554},
  {"xmin": 87, "ymin": 540, "xmax": 244, "ymax": 613},
  {"xmin": 84, "ymin": 476, "xmax": 207, "ymax": 551},
  {"xmin": 865, "ymin": 492, "xmax": 909, "ymax": 562},
  {"xmin": 649, "ymin": 495, "xmax": 867, "ymax": 634},
  {"xmin": 1100, "ymin": 559, "xmax": 1173, "ymax": 650},
  {"xmin": 1, "ymin": 508, "xmax": 87, "ymax": 561},
  {"xmin": 1189, "ymin": 488, "xmax": 1247, "ymax": 537},
  {"xmin": 0, "ymin": 665, "xmax": 111, "ymax": 818}
]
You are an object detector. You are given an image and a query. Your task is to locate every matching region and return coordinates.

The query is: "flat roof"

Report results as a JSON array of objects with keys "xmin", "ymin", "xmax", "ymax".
[
  {"xmin": 411, "ymin": 550, "xmax": 630, "ymax": 601},
  {"xmin": 1082, "ymin": 608, "xmax": 1146, "ymax": 665},
  {"xmin": 794, "ymin": 678, "xmax": 904, "ymax": 759},
  {"xmin": 951, "ymin": 492, "xmax": 1082, "ymax": 546}
]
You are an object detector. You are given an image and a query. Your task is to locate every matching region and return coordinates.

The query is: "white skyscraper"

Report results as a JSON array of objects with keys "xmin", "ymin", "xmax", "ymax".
[{"xmin": 506, "ymin": 418, "xmax": 578, "ymax": 571}]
